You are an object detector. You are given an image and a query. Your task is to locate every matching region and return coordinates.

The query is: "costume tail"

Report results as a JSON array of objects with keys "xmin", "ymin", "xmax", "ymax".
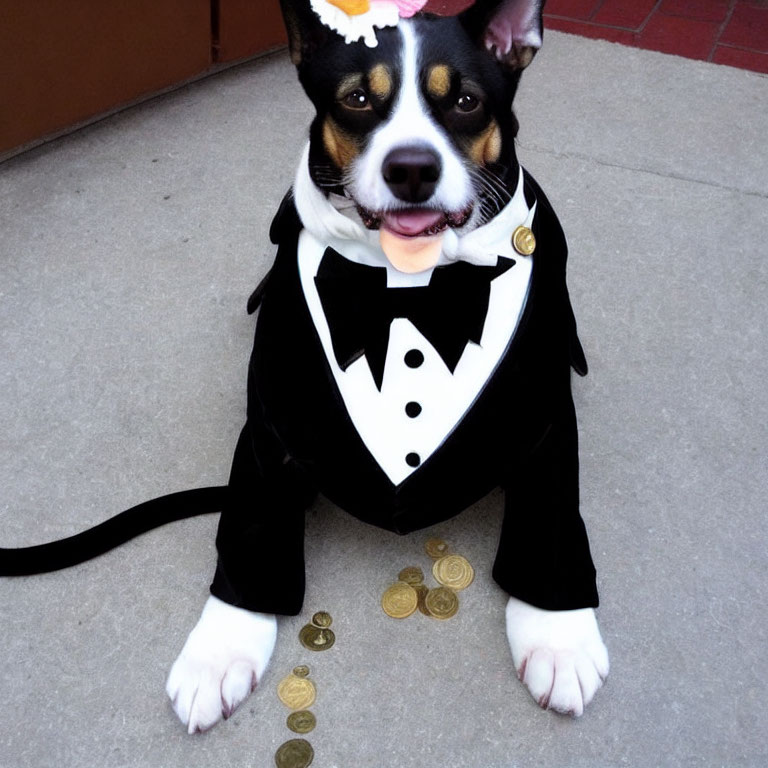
[{"xmin": 0, "ymin": 486, "xmax": 228, "ymax": 576}]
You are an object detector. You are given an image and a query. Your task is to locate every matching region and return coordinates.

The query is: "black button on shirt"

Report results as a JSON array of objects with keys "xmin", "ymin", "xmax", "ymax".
[
  {"xmin": 404, "ymin": 349, "xmax": 424, "ymax": 368},
  {"xmin": 406, "ymin": 452, "xmax": 421, "ymax": 467},
  {"xmin": 405, "ymin": 401, "xmax": 422, "ymax": 418}
]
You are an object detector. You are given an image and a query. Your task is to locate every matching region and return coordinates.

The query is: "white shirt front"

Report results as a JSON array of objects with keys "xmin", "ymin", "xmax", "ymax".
[{"xmin": 297, "ymin": 169, "xmax": 535, "ymax": 486}]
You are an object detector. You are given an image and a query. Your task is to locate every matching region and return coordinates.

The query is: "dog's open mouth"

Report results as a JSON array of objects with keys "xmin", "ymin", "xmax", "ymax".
[{"xmin": 357, "ymin": 206, "xmax": 473, "ymax": 238}]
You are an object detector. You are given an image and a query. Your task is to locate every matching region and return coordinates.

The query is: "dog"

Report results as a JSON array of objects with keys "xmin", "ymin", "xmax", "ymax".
[
  {"xmin": 165, "ymin": 0, "xmax": 608, "ymax": 733},
  {"xmin": 0, "ymin": 0, "xmax": 609, "ymax": 735}
]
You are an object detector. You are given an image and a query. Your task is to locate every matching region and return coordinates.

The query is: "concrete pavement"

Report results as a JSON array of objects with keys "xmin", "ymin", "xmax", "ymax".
[{"xmin": 1, "ymin": 31, "xmax": 767, "ymax": 767}]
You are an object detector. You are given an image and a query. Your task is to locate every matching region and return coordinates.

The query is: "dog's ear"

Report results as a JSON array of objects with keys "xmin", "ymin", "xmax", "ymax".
[
  {"xmin": 458, "ymin": 0, "xmax": 544, "ymax": 70},
  {"xmin": 279, "ymin": 0, "xmax": 332, "ymax": 68}
]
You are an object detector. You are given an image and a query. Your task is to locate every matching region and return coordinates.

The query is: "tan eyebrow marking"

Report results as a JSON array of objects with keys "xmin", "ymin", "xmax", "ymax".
[
  {"xmin": 426, "ymin": 64, "xmax": 452, "ymax": 100},
  {"xmin": 368, "ymin": 64, "xmax": 393, "ymax": 100},
  {"xmin": 335, "ymin": 73, "xmax": 364, "ymax": 100}
]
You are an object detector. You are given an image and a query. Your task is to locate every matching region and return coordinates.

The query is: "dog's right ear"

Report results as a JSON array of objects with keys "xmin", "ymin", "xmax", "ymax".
[
  {"xmin": 459, "ymin": 0, "xmax": 545, "ymax": 70},
  {"xmin": 279, "ymin": 0, "xmax": 332, "ymax": 67}
]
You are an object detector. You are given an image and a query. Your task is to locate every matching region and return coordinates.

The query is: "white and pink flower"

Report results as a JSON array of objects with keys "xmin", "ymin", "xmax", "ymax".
[
  {"xmin": 392, "ymin": 0, "xmax": 430, "ymax": 18},
  {"xmin": 309, "ymin": 0, "xmax": 429, "ymax": 47}
]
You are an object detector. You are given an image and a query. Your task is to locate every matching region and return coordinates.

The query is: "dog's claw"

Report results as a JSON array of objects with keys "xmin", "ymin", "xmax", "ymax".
[{"xmin": 516, "ymin": 656, "xmax": 527, "ymax": 682}]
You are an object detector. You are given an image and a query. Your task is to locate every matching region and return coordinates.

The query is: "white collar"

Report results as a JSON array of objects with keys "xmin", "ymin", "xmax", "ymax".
[{"xmin": 293, "ymin": 142, "xmax": 536, "ymax": 287}]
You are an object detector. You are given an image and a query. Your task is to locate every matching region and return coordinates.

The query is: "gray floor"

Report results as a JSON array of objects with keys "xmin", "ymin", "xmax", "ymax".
[{"xmin": 1, "ymin": 31, "xmax": 767, "ymax": 768}]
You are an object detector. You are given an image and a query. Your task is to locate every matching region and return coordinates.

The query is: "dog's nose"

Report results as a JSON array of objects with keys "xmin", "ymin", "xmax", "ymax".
[{"xmin": 382, "ymin": 146, "xmax": 442, "ymax": 203}]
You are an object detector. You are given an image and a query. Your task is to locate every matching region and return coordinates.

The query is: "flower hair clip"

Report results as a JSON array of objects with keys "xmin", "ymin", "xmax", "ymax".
[{"xmin": 310, "ymin": 0, "xmax": 429, "ymax": 47}]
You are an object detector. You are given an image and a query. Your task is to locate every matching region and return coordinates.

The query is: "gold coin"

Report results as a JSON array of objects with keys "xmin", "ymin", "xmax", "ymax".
[
  {"xmin": 311, "ymin": 611, "xmax": 332, "ymax": 628},
  {"xmin": 512, "ymin": 225, "xmax": 536, "ymax": 256},
  {"xmin": 274, "ymin": 738, "xmax": 314, "ymax": 768},
  {"xmin": 424, "ymin": 586, "xmax": 459, "ymax": 620},
  {"xmin": 432, "ymin": 554, "xmax": 475, "ymax": 591},
  {"xmin": 299, "ymin": 624, "xmax": 336, "ymax": 652},
  {"xmin": 286, "ymin": 710, "xmax": 317, "ymax": 735},
  {"xmin": 425, "ymin": 538, "xmax": 450, "ymax": 559},
  {"xmin": 381, "ymin": 581, "xmax": 418, "ymax": 619},
  {"xmin": 292, "ymin": 665, "xmax": 310, "ymax": 678},
  {"xmin": 414, "ymin": 583, "xmax": 430, "ymax": 616},
  {"xmin": 398, "ymin": 566, "xmax": 424, "ymax": 585},
  {"xmin": 277, "ymin": 674, "xmax": 317, "ymax": 710}
]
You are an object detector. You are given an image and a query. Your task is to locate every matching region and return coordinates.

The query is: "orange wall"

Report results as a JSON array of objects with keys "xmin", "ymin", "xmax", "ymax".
[
  {"xmin": 0, "ymin": 0, "xmax": 287, "ymax": 156},
  {"xmin": 217, "ymin": 0, "xmax": 287, "ymax": 62}
]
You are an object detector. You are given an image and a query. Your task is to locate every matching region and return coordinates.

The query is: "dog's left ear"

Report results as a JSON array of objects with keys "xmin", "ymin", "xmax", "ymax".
[
  {"xmin": 459, "ymin": 0, "xmax": 545, "ymax": 70},
  {"xmin": 279, "ymin": 0, "xmax": 332, "ymax": 68}
]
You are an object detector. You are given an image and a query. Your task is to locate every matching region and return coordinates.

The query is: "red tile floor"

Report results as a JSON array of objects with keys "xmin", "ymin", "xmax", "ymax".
[
  {"xmin": 425, "ymin": 0, "xmax": 768, "ymax": 74},
  {"xmin": 544, "ymin": 0, "xmax": 768, "ymax": 72}
]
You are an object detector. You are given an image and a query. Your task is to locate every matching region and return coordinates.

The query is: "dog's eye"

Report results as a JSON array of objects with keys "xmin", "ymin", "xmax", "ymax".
[
  {"xmin": 343, "ymin": 89, "xmax": 370, "ymax": 109},
  {"xmin": 455, "ymin": 93, "xmax": 479, "ymax": 113}
]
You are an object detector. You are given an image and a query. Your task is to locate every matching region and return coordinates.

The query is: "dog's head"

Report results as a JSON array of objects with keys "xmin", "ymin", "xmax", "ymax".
[{"xmin": 279, "ymin": 0, "xmax": 544, "ymax": 252}]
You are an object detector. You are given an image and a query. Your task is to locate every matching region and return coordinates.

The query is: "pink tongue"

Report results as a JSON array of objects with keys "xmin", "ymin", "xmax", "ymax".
[{"xmin": 382, "ymin": 210, "xmax": 443, "ymax": 237}]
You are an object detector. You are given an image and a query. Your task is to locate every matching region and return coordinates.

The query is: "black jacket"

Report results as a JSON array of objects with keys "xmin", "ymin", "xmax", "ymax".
[{"xmin": 210, "ymin": 171, "xmax": 598, "ymax": 615}]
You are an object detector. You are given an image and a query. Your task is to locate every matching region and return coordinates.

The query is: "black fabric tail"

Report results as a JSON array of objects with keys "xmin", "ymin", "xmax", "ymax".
[{"xmin": 0, "ymin": 486, "xmax": 228, "ymax": 576}]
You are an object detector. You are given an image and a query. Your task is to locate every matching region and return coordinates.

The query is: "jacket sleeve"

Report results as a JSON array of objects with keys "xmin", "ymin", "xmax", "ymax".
[
  {"xmin": 209, "ymin": 414, "xmax": 317, "ymax": 616},
  {"xmin": 211, "ymin": 189, "xmax": 318, "ymax": 615},
  {"xmin": 493, "ymin": 395, "xmax": 599, "ymax": 611}
]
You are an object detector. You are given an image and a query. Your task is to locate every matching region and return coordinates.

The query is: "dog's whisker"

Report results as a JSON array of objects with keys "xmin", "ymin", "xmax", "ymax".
[
  {"xmin": 470, "ymin": 167, "xmax": 512, "ymax": 205},
  {"xmin": 474, "ymin": 164, "xmax": 513, "ymax": 196},
  {"xmin": 467, "ymin": 166, "xmax": 516, "ymax": 225},
  {"xmin": 469, "ymin": 174, "xmax": 505, "ymax": 206}
]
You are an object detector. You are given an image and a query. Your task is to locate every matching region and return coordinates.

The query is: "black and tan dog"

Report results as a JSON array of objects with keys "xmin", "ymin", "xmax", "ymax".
[
  {"xmin": 1, "ymin": 0, "xmax": 609, "ymax": 733},
  {"xmin": 166, "ymin": 0, "xmax": 608, "ymax": 732}
]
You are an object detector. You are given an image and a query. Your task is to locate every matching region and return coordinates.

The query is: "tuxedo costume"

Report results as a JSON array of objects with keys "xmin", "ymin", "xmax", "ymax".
[
  {"xmin": 210, "ymin": 166, "xmax": 599, "ymax": 617},
  {"xmin": 0, "ymin": 168, "xmax": 599, "ymax": 610}
]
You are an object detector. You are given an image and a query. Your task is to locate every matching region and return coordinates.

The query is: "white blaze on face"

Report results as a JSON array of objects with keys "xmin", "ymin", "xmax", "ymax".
[{"xmin": 347, "ymin": 20, "xmax": 473, "ymax": 215}]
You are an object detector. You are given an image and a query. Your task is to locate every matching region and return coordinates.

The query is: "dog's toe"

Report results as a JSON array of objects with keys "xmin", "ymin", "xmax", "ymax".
[
  {"xmin": 165, "ymin": 659, "xmax": 195, "ymax": 726},
  {"xmin": 547, "ymin": 654, "xmax": 584, "ymax": 717},
  {"xmin": 574, "ymin": 652, "xmax": 605, "ymax": 706},
  {"xmin": 221, "ymin": 660, "xmax": 258, "ymax": 719},
  {"xmin": 519, "ymin": 648, "xmax": 555, "ymax": 708},
  {"xmin": 186, "ymin": 674, "xmax": 224, "ymax": 734},
  {"xmin": 588, "ymin": 637, "xmax": 610, "ymax": 682},
  {"xmin": 167, "ymin": 656, "xmax": 226, "ymax": 734}
]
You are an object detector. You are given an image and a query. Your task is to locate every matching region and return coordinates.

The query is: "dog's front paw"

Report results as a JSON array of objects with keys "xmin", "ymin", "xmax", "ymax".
[
  {"xmin": 505, "ymin": 596, "xmax": 609, "ymax": 717},
  {"xmin": 166, "ymin": 596, "xmax": 277, "ymax": 734}
]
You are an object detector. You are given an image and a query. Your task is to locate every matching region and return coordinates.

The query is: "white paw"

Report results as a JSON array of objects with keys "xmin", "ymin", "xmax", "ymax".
[
  {"xmin": 506, "ymin": 596, "xmax": 609, "ymax": 717},
  {"xmin": 166, "ymin": 596, "xmax": 277, "ymax": 734}
]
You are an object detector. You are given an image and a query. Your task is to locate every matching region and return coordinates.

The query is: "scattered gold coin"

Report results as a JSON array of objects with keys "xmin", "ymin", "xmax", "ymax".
[
  {"xmin": 299, "ymin": 624, "xmax": 336, "ymax": 652},
  {"xmin": 424, "ymin": 586, "xmax": 460, "ymax": 620},
  {"xmin": 397, "ymin": 566, "xmax": 424, "ymax": 585},
  {"xmin": 432, "ymin": 554, "xmax": 475, "ymax": 591},
  {"xmin": 286, "ymin": 710, "xmax": 317, "ymax": 735},
  {"xmin": 274, "ymin": 737, "xmax": 315, "ymax": 768},
  {"xmin": 413, "ymin": 583, "xmax": 430, "ymax": 616},
  {"xmin": 381, "ymin": 581, "xmax": 418, "ymax": 619},
  {"xmin": 425, "ymin": 538, "xmax": 451, "ymax": 559},
  {"xmin": 277, "ymin": 674, "xmax": 317, "ymax": 710},
  {"xmin": 292, "ymin": 665, "xmax": 310, "ymax": 678},
  {"xmin": 311, "ymin": 611, "xmax": 332, "ymax": 628}
]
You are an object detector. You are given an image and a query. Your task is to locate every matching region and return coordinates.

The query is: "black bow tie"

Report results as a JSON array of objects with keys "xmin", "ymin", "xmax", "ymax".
[{"xmin": 314, "ymin": 247, "xmax": 514, "ymax": 390}]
